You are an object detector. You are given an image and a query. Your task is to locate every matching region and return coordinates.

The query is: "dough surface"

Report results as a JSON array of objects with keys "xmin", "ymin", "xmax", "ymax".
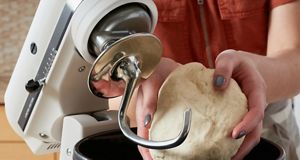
[{"xmin": 149, "ymin": 63, "xmax": 248, "ymax": 160}]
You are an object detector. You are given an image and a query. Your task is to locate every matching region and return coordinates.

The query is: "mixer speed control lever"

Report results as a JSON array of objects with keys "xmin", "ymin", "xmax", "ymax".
[{"xmin": 25, "ymin": 78, "xmax": 46, "ymax": 92}]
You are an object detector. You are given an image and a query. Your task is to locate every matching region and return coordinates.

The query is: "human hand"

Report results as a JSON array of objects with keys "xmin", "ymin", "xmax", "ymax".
[
  {"xmin": 136, "ymin": 49, "xmax": 267, "ymax": 160},
  {"xmin": 213, "ymin": 49, "xmax": 267, "ymax": 160},
  {"xmin": 136, "ymin": 57, "xmax": 180, "ymax": 160}
]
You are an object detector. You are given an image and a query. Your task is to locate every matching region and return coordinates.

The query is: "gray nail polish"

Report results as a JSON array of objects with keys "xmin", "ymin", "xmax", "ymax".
[
  {"xmin": 144, "ymin": 114, "xmax": 152, "ymax": 127},
  {"xmin": 236, "ymin": 130, "xmax": 247, "ymax": 139},
  {"xmin": 214, "ymin": 75, "xmax": 225, "ymax": 87}
]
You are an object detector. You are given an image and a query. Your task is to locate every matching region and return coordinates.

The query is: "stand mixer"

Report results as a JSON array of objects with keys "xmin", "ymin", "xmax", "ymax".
[{"xmin": 4, "ymin": 0, "xmax": 191, "ymax": 159}]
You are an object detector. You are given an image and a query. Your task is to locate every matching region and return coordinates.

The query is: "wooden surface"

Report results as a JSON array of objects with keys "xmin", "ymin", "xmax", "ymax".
[
  {"xmin": 0, "ymin": 105, "xmax": 59, "ymax": 160},
  {"xmin": 0, "ymin": 106, "xmax": 22, "ymax": 142}
]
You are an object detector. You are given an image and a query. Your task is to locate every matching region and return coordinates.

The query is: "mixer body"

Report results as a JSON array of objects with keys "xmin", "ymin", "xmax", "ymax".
[{"xmin": 5, "ymin": 0, "xmax": 158, "ymax": 156}]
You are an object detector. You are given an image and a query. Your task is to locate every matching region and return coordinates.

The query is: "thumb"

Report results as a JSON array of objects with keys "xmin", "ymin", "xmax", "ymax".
[{"xmin": 213, "ymin": 49, "xmax": 238, "ymax": 90}]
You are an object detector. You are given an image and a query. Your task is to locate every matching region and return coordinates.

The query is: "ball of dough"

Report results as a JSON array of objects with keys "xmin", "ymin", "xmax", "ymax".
[{"xmin": 149, "ymin": 63, "xmax": 248, "ymax": 160}]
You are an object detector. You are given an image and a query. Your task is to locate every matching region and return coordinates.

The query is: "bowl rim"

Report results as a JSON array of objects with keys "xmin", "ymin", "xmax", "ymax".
[
  {"xmin": 258, "ymin": 137, "xmax": 286, "ymax": 160},
  {"xmin": 73, "ymin": 128, "xmax": 286, "ymax": 160}
]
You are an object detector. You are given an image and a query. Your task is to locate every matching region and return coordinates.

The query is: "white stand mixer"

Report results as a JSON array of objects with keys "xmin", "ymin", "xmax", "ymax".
[{"xmin": 4, "ymin": 0, "xmax": 191, "ymax": 159}]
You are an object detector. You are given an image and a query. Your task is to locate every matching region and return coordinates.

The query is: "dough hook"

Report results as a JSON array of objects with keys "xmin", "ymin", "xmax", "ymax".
[{"xmin": 88, "ymin": 33, "xmax": 192, "ymax": 149}]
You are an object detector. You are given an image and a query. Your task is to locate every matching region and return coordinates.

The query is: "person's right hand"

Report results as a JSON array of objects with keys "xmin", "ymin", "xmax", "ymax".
[{"xmin": 135, "ymin": 57, "xmax": 180, "ymax": 160}]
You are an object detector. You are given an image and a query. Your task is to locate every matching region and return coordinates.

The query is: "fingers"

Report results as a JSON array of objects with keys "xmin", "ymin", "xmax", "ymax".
[
  {"xmin": 231, "ymin": 123, "xmax": 262, "ymax": 160},
  {"xmin": 215, "ymin": 50, "xmax": 267, "ymax": 160},
  {"xmin": 136, "ymin": 58, "xmax": 180, "ymax": 160},
  {"xmin": 136, "ymin": 74, "xmax": 161, "ymax": 160},
  {"xmin": 138, "ymin": 146, "xmax": 153, "ymax": 160},
  {"xmin": 231, "ymin": 59, "xmax": 267, "ymax": 139},
  {"xmin": 215, "ymin": 50, "xmax": 267, "ymax": 138},
  {"xmin": 136, "ymin": 58, "xmax": 180, "ymax": 130},
  {"xmin": 136, "ymin": 74, "xmax": 161, "ymax": 130},
  {"xmin": 232, "ymin": 85, "xmax": 266, "ymax": 139}
]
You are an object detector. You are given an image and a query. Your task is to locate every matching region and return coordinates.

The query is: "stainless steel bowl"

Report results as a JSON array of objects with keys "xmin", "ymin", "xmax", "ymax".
[
  {"xmin": 244, "ymin": 137, "xmax": 285, "ymax": 160},
  {"xmin": 73, "ymin": 128, "xmax": 285, "ymax": 160}
]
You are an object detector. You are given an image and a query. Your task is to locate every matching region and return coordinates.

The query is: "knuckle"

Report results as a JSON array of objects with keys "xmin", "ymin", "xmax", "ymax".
[
  {"xmin": 217, "ymin": 51, "xmax": 236, "ymax": 62},
  {"xmin": 215, "ymin": 57, "xmax": 235, "ymax": 74},
  {"xmin": 256, "ymin": 110, "xmax": 265, "ymax": 121}
]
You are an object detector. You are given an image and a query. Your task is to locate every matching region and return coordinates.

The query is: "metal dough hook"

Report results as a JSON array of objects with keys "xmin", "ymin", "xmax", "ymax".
[
  {"xmin": 115, "ymin": 55, "xmax": 192, "ymax": 149},
  {"xmin": 88, "ymin": 33, "xmax": 192, "ymax": 149}
]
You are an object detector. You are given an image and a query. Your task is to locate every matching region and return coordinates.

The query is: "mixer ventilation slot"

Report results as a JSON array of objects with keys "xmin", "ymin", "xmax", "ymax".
[{"xmin": 47, "ymin": 143, "xmax": 61, "ymax": 150}]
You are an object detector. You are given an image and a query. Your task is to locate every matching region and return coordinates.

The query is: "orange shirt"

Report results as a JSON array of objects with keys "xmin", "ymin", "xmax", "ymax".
[{"xmin": 154, "ymin": 0, "xmax": 295, "ymax": 67}]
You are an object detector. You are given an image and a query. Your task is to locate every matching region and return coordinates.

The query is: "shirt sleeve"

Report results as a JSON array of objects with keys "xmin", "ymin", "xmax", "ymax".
[{"xmin": 270, "ymin": 0, "xmax": 296, "ymax": 9}]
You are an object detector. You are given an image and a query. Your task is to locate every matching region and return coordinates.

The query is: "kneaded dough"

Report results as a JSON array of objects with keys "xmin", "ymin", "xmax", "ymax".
[{"xmin": 149, "ymin": 63, "xmax": 248, "ymax": 160}]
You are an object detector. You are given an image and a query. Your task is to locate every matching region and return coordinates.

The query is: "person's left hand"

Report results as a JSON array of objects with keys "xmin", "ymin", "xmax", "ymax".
[
  {"xmin": 213, "ymin": 49, "xmax": 267, "ymax": 160},
  {"xmin": 135, "ymin": 58, "xmax": 180, "ymax": 160}
]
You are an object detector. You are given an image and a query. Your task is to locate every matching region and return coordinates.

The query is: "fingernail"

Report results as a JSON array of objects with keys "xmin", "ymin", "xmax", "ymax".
[
  {"xmin": 214, "ymin": 75, "xmax": 225, "ymax": 87},
  {"xmin": 144, "ymin": 114, "xmax": 152, "ymax": 127},
  {"xmin": 235, "ymin": 130, "xmax": 247, "ymax": 139}
]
